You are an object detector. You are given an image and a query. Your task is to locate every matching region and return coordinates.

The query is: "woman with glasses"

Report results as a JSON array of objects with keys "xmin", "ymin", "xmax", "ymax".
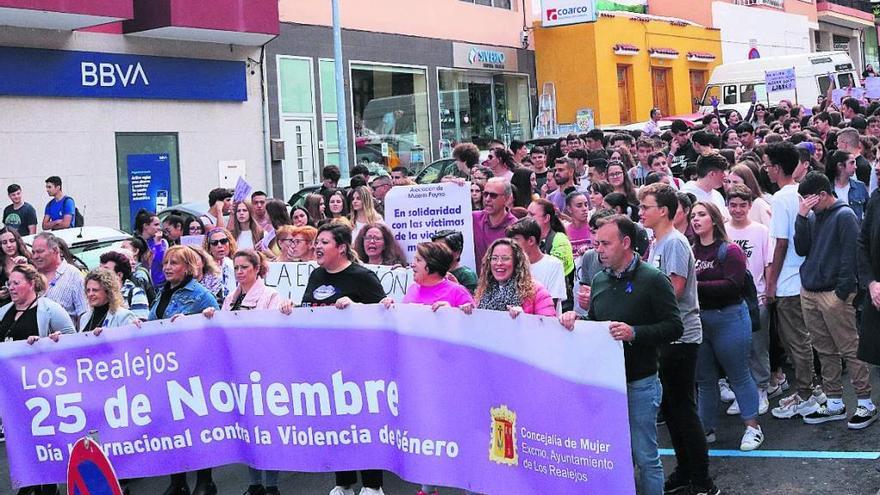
[
  {"xmin": 460, "ymin": 238, "xmax": 555, "ymax": 318},
  {"xmin": 752, "ymin": 104, "xmax": 770, "ymax": 126},
  {"xmin": 0, "ymin": 227, "xmax": 31, "ymax": 306},
  {"xmin": 354, "ymin": 223, "xmax": 407, "ymax": 267},
  {"xmin": 607, "ymin": 161, "xmax": 638, "ymax": 204},
  {"xmin": 202, "ymin": 228, "xmax": 238, "ymax": 301},
  {"xmin": 230, "ymin": 200, "xmax": 265, "ymax": 250},
  {"xmin": 184, "ymin": 215, "xmax": 205, "ymax": 236},
  {"xmin": 348, "ymin": 186, "xmax": 384, "ymax": 240},
  {"xmin": 609, "ymin": 147, "xmax": 636, "ymax": 173},
  {"xmin": 486, "ymin": 148, "xmax": 516, "ymax": 182},
  {"xmin": 275, "ymin": 225, "xmax": 317, "ymax": 263}
]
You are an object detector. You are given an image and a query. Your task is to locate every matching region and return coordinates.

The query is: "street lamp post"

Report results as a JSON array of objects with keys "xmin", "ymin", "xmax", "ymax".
[{"xmin": 332, "ymin": 0, "xmax": 350, "ymax": 175}]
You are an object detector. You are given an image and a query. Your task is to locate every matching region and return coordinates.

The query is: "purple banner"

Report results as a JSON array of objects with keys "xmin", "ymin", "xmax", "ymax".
[{"xmin": 0, "ymin": 305, "xmax": 634, "ymax": 494}]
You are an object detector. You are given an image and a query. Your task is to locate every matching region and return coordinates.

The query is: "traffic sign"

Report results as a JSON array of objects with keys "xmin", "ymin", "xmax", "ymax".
[{"xmin": 66, "ymin": 437, "xmax": 122, "ymax": 495}]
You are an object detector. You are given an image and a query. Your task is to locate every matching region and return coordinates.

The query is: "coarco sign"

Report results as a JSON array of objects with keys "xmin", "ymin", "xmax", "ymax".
[
  {"xmin": 453, "ymin": 43, "xmax": 518, "ymax": 71},
  {"xmin": 541, "ymin": 0, "xmax": 597, "ymax": 27}
]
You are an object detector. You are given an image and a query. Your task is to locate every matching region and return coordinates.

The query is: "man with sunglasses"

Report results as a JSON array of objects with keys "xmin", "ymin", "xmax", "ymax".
[{"xmin": 472, "ymin": 178, "xmax": 517, "ymax": 274}]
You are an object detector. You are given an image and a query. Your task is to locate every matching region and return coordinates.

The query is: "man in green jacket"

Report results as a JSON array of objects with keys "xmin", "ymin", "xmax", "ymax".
[{"xmin": 561, "ymin": 214, "xmax": 684, "ymax": 495}]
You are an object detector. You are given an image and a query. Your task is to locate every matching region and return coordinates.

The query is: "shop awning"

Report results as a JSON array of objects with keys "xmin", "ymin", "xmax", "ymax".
[
  {"xmin": 817, "ymin": 2, "xmax": 875, "ymax": 29},
  {"xmin": 124, "ymin": 0, "xmax": 278, "ymax": 46},
  {"xmin": 687, "ymin": 51, "xmax": 716, "ymax": 62},
  {"xmin": 0, "ymin": 0, "xmax": 132, "ymax": 30},
  {"xmin": 613, "ymin": 43, "xmax": 640, "ymax": 56}
]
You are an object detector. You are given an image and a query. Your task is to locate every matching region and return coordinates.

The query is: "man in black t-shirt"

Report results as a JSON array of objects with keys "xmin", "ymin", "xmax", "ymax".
[{"xmin": 3, "ymin": 184, "xmax": 38, "ymax": 236}]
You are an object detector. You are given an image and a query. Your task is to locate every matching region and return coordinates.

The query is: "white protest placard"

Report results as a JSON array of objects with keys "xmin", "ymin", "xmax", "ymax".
[
  {"xmin": 831, "ymin": 88, "xmax": 847, "ymax": 106},
  {"xmin": 264, "ymin": 262, "xmax": 412, "ymax": 304},
  {"xmin": 866, "ymin": 77, "xmax": 880, "ymax": 99},
  {"xmin": 384, "ymin": 182, "xmax": 476, "ymax": 271},
  {"xmin": 180, "ymin": 235, "xmax": 204, "ymax": 246},
  {"xmin": 765, "ymin": 68, "xmax": 796, "ymax": 93}
]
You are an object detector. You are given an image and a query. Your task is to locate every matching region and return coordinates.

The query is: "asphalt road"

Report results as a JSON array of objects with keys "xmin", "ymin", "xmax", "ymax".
[{"xmin": 4, "ymin": 369, "xmax": 880, "ymax": 495}]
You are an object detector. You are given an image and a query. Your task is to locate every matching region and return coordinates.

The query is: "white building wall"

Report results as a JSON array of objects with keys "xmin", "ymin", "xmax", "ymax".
[
  {"xmin": 712, "ymin": 2, "xmax": 812, "ymax": 63},
  {"xmin": 0, "ymin": 27, "xmax": 266, "ymax": 230}
]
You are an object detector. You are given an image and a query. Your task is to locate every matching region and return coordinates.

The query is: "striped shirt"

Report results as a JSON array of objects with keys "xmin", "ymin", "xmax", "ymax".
[
  {"xmin": 121, "ymin": 279, "xmax": 150, "ymax": 320},
  {"xmin": 44, "ymin": 261, "xmax": 88, "ymax": 324}
]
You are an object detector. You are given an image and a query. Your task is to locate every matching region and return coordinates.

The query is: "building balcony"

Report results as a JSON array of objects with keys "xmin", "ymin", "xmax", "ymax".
[
  {"xmin": 817, "ymin": 1, "xmax": 875, "ymax": 29},
  {"xmin": 124, "ymin": 0, "xmax": 278, "ymax": 45},
  {"xmin": 733, "ymin": 0, "xmax": 784, "ymax": 9},
  {"xmin": 0, "ymin": 0, "xmax": 133, "ymax": 30}
]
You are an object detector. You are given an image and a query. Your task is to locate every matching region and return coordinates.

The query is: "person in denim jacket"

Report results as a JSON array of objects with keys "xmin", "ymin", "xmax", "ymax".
[
  {"xmin": 149, "ymin": 245, "xmax": 220, "ymax": 495},
  {"xmin": 827, "ymin": 150, "xmax": 869, "ymax": 222}
]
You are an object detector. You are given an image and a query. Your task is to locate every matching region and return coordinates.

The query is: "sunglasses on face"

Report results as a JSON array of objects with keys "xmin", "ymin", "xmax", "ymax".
[
  {"xmin": 209, "ymin": 238, "xmax": 229, "ymax": 247},
  {"xmin": 483, "ymin": 191, "xmax": 501, "ymax": 199}
]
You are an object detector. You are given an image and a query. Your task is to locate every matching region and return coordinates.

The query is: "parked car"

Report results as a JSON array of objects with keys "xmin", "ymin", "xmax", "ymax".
[
  {"xmin": 23, "ymin": 226, "xmax": 131, "ymax": 270},
  {"xmin": 157, "ymin": 202, "xmax": 209, "ymax": 222}
]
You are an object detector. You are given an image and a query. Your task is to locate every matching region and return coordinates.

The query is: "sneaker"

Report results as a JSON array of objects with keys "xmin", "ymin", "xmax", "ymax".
[
  {"xmin": 758, "ymin": 389, "xmax": 769, "ymax": 415},
  {"xmin": 803, "ymin": 405, "xmax": 847, "ymax": 425},
  {"xmin": 719, "ymin": 379, "xmax": 735, "ymax": 402},
  {"xmin": 740, "ymin": 425, "xmax": 764, "ymax": 451},
  {"xmin": 767, "ymin": 377, "xmax": 788, "ymax": 399},
  {"xmin": 726, "ymin": 400, "xmax": 740, "ymax": 416},
  {"xmin": 663, "ymin": 470, "xmax": 690, "ymax": 494},
  {"xmin": 812, "ymin": 386, "xmax": 827, "ymax": 405},
  {"xmin": 688, "ymin": 482, "xmax": 721, "ymax": 495},
  {"xmin": 771, "ymin": 394, "xmax": 819, "ymax": 419},
  {"xmin": 705, "ymin": 428, "xmax": 716, "ymax": 444},
  {"xmin": 359, "ymin": 489, "xmax": 385, "ymax": 495},
  {"xmin": 848, "ymin": 405, "xmax": 879, "ymax": 430},
  {"xmin": 330, "ymin": 488, "xmax": 355, "ymax": 495}
]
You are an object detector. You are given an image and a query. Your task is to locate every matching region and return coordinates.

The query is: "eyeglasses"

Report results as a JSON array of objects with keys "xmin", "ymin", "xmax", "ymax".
[
  {"xmin": 638, "ymin": 204, "xmax": 660, "ymax": 211},
  {"xmin": 490, "ymin": 255, "xmax": 513, "ymax": 263},
  {"xmin": 208, "ymin": 238, "xmax": 229, "ymax": 247},
  {"xmin": 278, "ymin": 238, "xmax": 294, "ymax": 245},
  {"xmin": 483, "ymin": 191, "xmax": 501, "ymax": 199},
  {"xmin": 365, "ymin": 236, "xmax": 384, "ymax": 243},
  {"xmin": 608, "ymin": 172, "xmax": 624, "ymax": 178}
]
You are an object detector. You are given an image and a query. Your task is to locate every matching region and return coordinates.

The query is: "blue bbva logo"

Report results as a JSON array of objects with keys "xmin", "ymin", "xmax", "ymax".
[{"xmin": 468, "ymin": 48, "xmax": 505, "ymax": 65}]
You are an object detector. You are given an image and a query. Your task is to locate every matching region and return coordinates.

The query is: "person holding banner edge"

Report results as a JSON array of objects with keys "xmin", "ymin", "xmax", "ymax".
[
  {"xmin": 560, "ymin": 214, "xmax": 683, "ymax": 495},
  {"xmin": 295, "ymin": 222, "xmax": 388, "ymax": 495}
]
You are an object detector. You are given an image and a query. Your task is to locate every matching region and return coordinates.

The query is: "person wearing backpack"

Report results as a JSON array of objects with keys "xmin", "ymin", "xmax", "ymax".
[
  {"xmin": 41, "ymin": 176, "xmax": 78, "ymax": 230},
  {"xmin": 793, "ymin": 172, "xmax": 877, "ymax": 429},
  {"xmin": 725, "ymin": 184, "xmax": 773, "ymax": 417},
  {"xmin": 691, "ymin": 201, "xmax": 765, "ymax": 451}
]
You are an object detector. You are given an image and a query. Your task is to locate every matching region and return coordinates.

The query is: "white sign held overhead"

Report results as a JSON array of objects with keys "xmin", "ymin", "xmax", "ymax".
[
  {"xmin": 765, "ymin": 68, "xmax": 796, "ymax": 93},
  {"xmin": 541, "ymin": 0, "xmax": 598, "ymax": 27}
]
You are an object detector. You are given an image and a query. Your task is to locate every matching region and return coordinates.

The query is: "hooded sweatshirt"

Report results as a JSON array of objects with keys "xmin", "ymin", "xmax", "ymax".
[{"xmin": 794, "ymin": 199, "xmax": 859, "ymax": 299}]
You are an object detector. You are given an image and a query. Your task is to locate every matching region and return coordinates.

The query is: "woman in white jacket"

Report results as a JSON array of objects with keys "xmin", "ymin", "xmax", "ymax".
[
  {"xmin": 0, "ymin": 263, "xmax": 75, "ymax": 342},
  {"xmin": 80, "ymin": 269, "xmax": 137, "ymax": 335}
]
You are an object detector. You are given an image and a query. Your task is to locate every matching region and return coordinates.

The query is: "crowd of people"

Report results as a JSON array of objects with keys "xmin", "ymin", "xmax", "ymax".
[{"xmin": 3, "ymin": 93, "xmax": 880, "ymax": 495}]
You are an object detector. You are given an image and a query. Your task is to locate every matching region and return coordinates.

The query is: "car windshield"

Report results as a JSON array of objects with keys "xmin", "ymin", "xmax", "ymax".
[{"xmin": 71, "ymin": 240, "xmax": 127, "ymax": 270}]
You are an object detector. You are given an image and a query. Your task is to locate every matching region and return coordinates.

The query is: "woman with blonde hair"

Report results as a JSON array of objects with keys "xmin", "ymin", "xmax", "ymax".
[
  {"xmin": 348, "ymin": 186, "xmax": 384, "ymax": 239},
  {"xmin": 229, "ymin": 200, "xmax": 265, "ymax": 250},
  {"xmin": 80, "ymin": 268, "xmax": 137, "ymax": 334},
  {"xmin": 202, "ymin": 227, "xmax": 238, "ymax": 300},
  {"xmin": 461, "ymin": 238, "xmax": 556, "ymax": 318}
]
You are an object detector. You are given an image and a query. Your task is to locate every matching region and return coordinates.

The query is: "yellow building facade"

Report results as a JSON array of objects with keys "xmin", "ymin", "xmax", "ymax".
[{"xmin": 534, "ymin": 11, "xmax": 723, "ymax": 127}]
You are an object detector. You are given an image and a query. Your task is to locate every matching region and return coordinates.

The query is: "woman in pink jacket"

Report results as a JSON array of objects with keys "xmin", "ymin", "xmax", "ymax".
[
  {"xmin": 202, "ymin": 248, "xmax": 289, "ymax": 495},
  {"xmin": 461, "ymin": 238, "xmax": 556, "ymax": 318}
]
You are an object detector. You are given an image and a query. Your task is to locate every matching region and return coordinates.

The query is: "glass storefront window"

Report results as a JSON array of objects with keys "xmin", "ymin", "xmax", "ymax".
[
  {"xmin": 351, "ymin": 63, "xmax": 431, "ymax": 173},
  {"xmin": 319, "ymin": 59, "xmax": 337, "ymax": 114},
  {"xmin": 279, "ymin": 58, "xmax": 314, "ymax": 114},
  {"xmin": 439, "ymin": 69, "xmax": 530, "ymax": 149}
]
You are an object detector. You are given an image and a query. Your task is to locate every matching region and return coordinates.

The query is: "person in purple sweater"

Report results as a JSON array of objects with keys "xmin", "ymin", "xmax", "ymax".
[{"xmin": 691, "ymin": 201, "xmax": 765, "ymax": 451}]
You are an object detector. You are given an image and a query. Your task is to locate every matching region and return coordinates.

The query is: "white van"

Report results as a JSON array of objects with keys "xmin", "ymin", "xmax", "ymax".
[{"xmin": 698, "ymin": 51, "xmax": 861, "ymax": 116}]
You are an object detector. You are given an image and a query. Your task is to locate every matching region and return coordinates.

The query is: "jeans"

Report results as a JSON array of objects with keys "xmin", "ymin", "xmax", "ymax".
[
  {"xmin": 697, "ymin": 302, "xmax": 759, "ymax": 433},
  {"xmin": 249, "ymin": 468, "xmax": 279, "ymax": 487},
  {"xmin": 627, "ymin": 374, "xmax": 664, "ymax": 495},
  {"xmin": 659, "ymin": 343, "xmax": 711, "ymax": 487},
  {"xmin": 750, "ymin": 304, "xmax": 771, "ymax": 390}
]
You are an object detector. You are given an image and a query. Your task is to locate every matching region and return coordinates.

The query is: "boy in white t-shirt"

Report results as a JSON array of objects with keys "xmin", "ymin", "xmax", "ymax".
[{"xmin": 726, "ymin": 184, "xmax": 773, "ymax": 414}]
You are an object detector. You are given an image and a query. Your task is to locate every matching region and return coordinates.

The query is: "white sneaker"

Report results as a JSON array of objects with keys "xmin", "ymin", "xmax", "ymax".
[
  {"xmin": 719, "ymin": 379, "xmax": 735, "ymax": 402},
  {"xmin": 771, "ymin": 394, "xmax": 819, "ymax": 419},
  {"xmin": 759, "ymin": 389, "xmax": 769, "ymax": 415},
  {"xmin": 330, "ymin": 487, "xmax": 355, "ymax": 495},
  {"xmin": 740, "ymin": 425, "xmax": 764, "ymax": 451},
  {"xmin": 359, "ymin": 489, "xmax": 386, "ymax": 495},
  {"xmin": 726, "ymin": 400, "xmax": 740, "ymax": 415}
]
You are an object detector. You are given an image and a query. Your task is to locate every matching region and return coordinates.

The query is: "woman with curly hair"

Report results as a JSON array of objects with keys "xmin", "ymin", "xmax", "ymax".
[
  {"xmin": 354, "ymin": 223, "xmax": 407, "ymax": 266},
  {"xmin": 461, "ymin": 238, "xmax": 555, "ymax": 318},
  {"xmin": 80, "ymin": 268, "xmax": 137, "ymax": 334}
]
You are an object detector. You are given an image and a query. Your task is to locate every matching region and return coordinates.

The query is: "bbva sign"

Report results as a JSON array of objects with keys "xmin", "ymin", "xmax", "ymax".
[{"xmin": 81, "ymin": 62, "xmax": 150, "ymax": 88}]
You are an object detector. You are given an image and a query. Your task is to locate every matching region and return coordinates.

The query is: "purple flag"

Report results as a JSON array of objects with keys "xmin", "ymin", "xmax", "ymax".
[{"xmin": 0, "ymin": 306, "xmax": 635, "ymax": 494}]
